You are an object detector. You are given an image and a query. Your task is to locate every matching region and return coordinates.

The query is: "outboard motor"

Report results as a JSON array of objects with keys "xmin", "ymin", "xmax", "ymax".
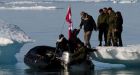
[
  {"xmin": 62, "ymin": 51, "xmax": 70, "ymax": 65},
  {"xmin": 61, "ymin": 51, "xmax": 70, "ymax": 70}
]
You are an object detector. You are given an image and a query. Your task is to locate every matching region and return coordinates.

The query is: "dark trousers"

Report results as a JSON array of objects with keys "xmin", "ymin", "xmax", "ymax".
[
  {"xmin": 116, "ymin": 31, "xmax": 123, "ymax": 46},
  {"xmin": 98, "ymin": 29, "xmax": 107, "ymax": 45}
]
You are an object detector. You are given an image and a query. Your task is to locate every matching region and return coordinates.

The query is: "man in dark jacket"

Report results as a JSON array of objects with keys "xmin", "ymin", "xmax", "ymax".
[
  {"xmin": 97, "ymin": 9, "xmax": 108, "ymax": 46},
  {"xmin": 79, "ymin": 11, "xmax": 97, "ymax": 48}
]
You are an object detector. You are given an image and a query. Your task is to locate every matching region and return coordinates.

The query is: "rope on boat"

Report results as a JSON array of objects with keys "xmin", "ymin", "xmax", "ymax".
[{"xmin": 60, "ymin": 21, "xmax": 66, "ymax": 34}]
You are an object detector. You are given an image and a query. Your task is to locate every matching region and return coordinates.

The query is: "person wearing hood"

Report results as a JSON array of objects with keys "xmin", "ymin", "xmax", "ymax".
[{"xmin": 114, "ymin": 11, "xmax": 123, "ymax": 46}]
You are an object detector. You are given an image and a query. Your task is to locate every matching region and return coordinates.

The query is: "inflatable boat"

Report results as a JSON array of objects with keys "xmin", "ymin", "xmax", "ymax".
[
  {"xmin": 24, "ymin": 46, "xmax": 65, "ymax": 70},
  {"xmin": 24, "ymin": 45, "xmax": 95, "ymax": 70}
]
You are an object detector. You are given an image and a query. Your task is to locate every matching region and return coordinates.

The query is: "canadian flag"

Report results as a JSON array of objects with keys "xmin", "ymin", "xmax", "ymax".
[{"xmin": 65, "ymin": 5, "xmax": 73, "ymax": 40}]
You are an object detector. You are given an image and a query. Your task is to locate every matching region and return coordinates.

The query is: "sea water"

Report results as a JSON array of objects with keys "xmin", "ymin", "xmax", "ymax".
[{"xmin": 0, "ymin": 0, "xmax": 140, "ymax": 75}]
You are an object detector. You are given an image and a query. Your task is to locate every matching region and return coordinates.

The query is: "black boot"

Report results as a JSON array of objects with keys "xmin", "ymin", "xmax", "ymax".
[
  {"xmin": 104, "ymin": 41, "xmax": 107, "ymax": 46},
  {"xmin": 98, "ymin": 41, "xmax": 102, "ymax": 46}
]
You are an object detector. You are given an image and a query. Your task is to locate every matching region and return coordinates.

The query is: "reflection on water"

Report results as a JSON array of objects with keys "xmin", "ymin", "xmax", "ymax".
[
  {"xmin": 0, "ymin": 64, "xmax": 140, "ymax": 75},
  {"xmin": 95, "ymin": 68, "xmax": 140, "ymax": 75},
  {"xmin": 25, "ymin": 68, "xmax": 95, "ymax": 75},
  {"xmin": 24, "ymin": 67, "xmax": 140, "ymax": 75}
]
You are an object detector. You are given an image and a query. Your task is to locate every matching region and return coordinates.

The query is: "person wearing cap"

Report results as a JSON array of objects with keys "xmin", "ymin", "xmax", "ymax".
[
  {"xmin": 97, "ymin": 9, "xmax": 108, "ymax": 46},
  {"xmin": 79, "ymin": 11, "xmax": 97, "ymax": 48},
  {"xmin": 107, "ymin": 7, "xmax": 118, "ymax": 46},
  {"xmin": 56, "ymin": 34, "xmax": 69, "ymax": 52}
]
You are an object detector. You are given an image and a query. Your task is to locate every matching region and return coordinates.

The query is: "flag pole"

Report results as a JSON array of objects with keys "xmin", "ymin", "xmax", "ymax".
[{"xmin": 65, "ymin": 5, "xmax": 73, "ymax": 40}]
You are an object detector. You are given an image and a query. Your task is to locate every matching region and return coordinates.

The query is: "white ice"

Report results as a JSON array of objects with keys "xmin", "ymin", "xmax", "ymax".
[
  {"xmin": 91, "ymin": 45, "xmax": 140, "ymax": 66},
  {"xmin": 0, "ymin": 20, "xmax": 33, "ymax": 64}
]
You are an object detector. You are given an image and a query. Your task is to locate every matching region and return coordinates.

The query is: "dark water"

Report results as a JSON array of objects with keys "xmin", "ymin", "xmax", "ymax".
[
  {"xmin": 1, "ymin": 64, "xmax": 140, "ymax": 75},
  {"xmin": 0, "ymin": 1, "xmax": 140, "ymax": 75}
]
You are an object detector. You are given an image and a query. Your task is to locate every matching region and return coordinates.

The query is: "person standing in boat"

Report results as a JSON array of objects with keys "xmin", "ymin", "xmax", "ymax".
[
  {"xmin": 114, "ymin": 11, "xmax": 123, "ymax": 46},
  {"xmin": 97, "ymin": 9, "xmax": 108, "ymax": 46},
  {"xmin": 79, "ymin": 11, "xmax": 97, "ymax": 48},
  {"xmin": 56, "ymin": 34, "xmax": 69, "ymax": 52}
]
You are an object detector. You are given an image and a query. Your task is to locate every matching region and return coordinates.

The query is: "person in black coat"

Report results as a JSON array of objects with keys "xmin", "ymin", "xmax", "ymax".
[
  {"xmin": 114, "ymin": 11, "xmax": 123, "ymax": 46},
  {"xmin": 79, "ymin": 11, "xmax": 97, "ymax": 48}
]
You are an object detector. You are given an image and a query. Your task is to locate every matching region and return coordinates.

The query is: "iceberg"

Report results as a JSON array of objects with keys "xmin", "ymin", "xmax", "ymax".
[
  {"xmin": 5, "ymin": 1, "xmax": 52, "ymax": 5},
  {"xmin": 0, "ymin": 6, "xmax": 57, "ymax": 10},
  {"xmin": 91, "ymin": 45, "xmax": 140, "ymax": 67},
  {"xmin": 0, "ymin": 38, "xmax": 13, "ymax": 46},
  {"xmin": 1, "ymin": 0, "xmax": 138, "ymax": 3},
  {"xmin": 0, "ymin": 20, "xmax": 32, "ymax": 64},
  {"xmin": 112, "ymin": 0, "xmax": 138, "ymax": 3},
  {"xmin": 0, "ymin": 1, "xmax": 59, "ymax": 10}
]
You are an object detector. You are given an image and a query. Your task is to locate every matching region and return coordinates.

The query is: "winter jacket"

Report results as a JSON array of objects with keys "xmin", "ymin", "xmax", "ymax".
[
  {"xmin": 115, "ymin": 15, "xmax": 123, "ymax": 31},
  {"xmin": 108, "ymin": 11, "xmax": 116, "ymax": 30},
  {"xmin": 80, "ymin": 14, "xmax": 97, "ymax": 32},
  {"xmin": 97, "ymin": 13, "xmax": 109, "ymax": 29}
]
